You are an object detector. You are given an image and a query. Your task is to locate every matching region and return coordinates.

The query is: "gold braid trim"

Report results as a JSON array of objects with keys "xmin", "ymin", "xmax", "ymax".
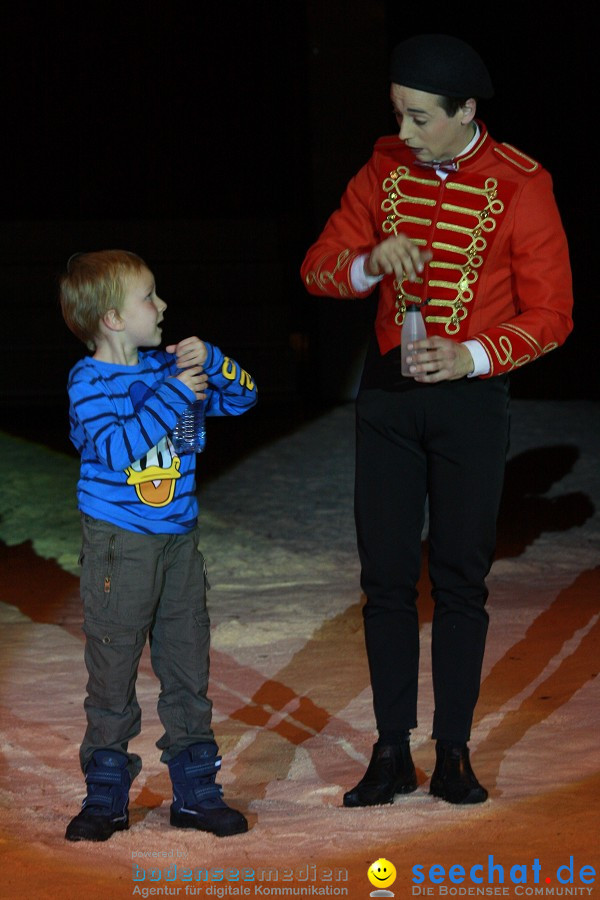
[
  {"xmin": 304, "ymin": 249, "xmax": 357, "ymax": 297},
  {"xmin": 382, "ymin": 167, "xmax": 437, "ymax": 236},
  {"xmin": 476, "ymin": 324, "xmax": 558, "ymax": 373},
  {"xmin": 382, "ymin": 172, "xmax": 504, "ymax": 334},
  {"xmin": 498, "ymin": 323, "xmax": 544, "ymax": 355},
  {"xmin": 493, "ymin": 144, "xmax": 540, "ymax": 174}
]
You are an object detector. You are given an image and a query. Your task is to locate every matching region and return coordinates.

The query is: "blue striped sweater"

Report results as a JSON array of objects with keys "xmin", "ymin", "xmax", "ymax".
[{"xmin": 67, "ymin": 342, "xmax": 257, "ymax": 534}]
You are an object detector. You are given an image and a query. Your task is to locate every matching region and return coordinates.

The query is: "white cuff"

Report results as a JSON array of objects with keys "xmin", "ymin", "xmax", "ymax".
[
  {"xmin": 351, "ymin": 254, "xmax": 384, "ymax": 293},
  {"xmin": 463, "ymin": 339, "xmax": 490, "ymax": 377}
]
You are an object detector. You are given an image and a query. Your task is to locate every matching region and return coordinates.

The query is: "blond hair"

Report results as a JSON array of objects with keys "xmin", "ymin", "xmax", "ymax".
[{"xmin": 60, "ymin": 249, "xmax": 148, "ymax": 350}]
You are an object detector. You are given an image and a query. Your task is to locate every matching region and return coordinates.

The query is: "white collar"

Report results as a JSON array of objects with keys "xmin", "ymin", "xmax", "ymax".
[{"xmin": 434, "ymin": 124, "xmax": 480, "ymax": 178}]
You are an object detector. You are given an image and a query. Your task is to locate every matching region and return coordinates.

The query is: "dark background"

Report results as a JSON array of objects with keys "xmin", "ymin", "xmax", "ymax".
[{"xmin": 1, "ymin": 1, "xmax": 596, "ymax": 458}]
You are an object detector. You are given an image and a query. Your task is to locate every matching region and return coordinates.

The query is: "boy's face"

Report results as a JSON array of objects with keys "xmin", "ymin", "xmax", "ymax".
[
  {"xmin": 117, "ymin": 267, "xmax": 167, "ymax": 348},
  {"xmin": 390, "ymin": 84, "xmax": 475, "ymax": 162}
]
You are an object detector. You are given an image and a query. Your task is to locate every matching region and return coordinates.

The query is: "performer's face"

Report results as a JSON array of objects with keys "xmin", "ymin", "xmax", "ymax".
[{"xmin": 391, "ymin": 84, "xmax": 475, "ymax": 162}]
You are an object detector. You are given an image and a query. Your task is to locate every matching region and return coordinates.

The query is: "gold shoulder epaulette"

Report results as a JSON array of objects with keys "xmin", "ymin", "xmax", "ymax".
[{"xmin": 493, "ymin": 143, "xmax": 540, "ymax": 174}]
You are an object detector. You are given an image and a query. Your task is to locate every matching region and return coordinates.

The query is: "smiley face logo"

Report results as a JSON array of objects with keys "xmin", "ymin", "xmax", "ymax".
[{"xmin": 368, "ymin": 857, "xmax": 397, "ymax": 890}]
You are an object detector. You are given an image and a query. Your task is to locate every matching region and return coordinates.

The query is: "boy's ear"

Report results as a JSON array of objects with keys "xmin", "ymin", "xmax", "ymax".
[{"xmin": 101, "ymin": 308, "xmax": 125, "ymax": 332}]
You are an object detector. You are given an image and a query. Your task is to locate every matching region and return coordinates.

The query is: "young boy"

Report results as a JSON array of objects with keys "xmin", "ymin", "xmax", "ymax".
[{"xmin": 60, "ymin": 249, "xmax": 257, "ymax": 841}]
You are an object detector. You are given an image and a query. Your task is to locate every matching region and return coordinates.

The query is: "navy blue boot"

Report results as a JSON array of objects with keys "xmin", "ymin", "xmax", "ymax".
[
  {"xmin": 65, "ymin": 750, "xmax": 130, "ymax": 842},
  {"xmin": 168, "ymin": 743, "xmax": 248, "ymax": 837}
]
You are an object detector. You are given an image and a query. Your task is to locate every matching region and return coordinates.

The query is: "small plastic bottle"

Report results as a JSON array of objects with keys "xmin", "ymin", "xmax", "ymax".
[
  {"xmin": 401, "ymin": 303, "xmax": 427, "ymax": 376},
  {"xmin": 171, "ymin": 398, "xmax": 207, "ymax": 454}
]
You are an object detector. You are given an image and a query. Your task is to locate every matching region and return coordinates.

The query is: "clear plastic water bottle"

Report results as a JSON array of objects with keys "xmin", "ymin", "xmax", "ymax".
[
  {"xmin": 171, "ymin": 398, "xmax": 207, "ymax": 454},
  {"xmin": 401, "ymin": 302, "xmax": 427, "ymax": 376}
]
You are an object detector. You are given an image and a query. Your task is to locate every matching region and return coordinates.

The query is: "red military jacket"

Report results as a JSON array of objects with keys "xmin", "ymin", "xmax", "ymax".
[{"xmin": 301, "ymin": 122, "xmax": 573, "ymax": 377}]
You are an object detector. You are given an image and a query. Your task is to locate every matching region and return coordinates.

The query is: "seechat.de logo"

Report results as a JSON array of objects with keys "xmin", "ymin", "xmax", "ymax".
[{"xmin": 411, "ymin": 855, "xmax": 595, "ymax": 893}]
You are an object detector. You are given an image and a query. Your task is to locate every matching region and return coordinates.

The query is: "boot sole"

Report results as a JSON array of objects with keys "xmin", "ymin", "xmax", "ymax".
[
  {"xmin": 343, "ymin": 778, "xmax": 418, "ymax": 807},
  {"xmin": 430, "ymin": 781, "xmax": 488, "ymax": 804},
  {"xmin": 170, "ymin": 809, "xmax": 248, "ymax": 837},
  {"xmin": 65, "ymin": 818, "xmax": 129, "ymax": 842}
]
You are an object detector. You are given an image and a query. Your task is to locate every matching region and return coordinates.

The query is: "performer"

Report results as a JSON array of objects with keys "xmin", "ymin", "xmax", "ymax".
[{"xmin": 301, "ymin": 33, "xmax": 573, "ymax": 805}]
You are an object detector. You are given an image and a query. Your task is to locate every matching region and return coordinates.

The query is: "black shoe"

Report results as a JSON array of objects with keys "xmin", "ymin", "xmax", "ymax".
[
  {"xmin": 168, "ymin": 743, "xmax": 248, "ymax": 837},
  {"xmin": 343, "ymin": 742, "xmax": 417, "ymax": 807},
  {"xmin": 65, "ymin": 750, "xmax": 130, "ymax": 842},
  {"xmin": 429, "ymin": 743, "xmax": 488, "ymax": 804}
]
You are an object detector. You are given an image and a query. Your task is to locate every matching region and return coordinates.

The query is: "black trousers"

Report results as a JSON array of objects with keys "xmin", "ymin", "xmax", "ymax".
[{"xmin": 354, "ymin": 377, "xmax": 510, "ymax": 743}]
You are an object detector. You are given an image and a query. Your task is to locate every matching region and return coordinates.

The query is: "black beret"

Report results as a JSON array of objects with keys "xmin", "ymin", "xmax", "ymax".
[{"xmin": 390, "ymin": 33, "xmax": 494, "ymax": 99}]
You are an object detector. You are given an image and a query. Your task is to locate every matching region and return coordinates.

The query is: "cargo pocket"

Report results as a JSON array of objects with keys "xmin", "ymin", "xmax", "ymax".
[
  {"xmin": 194, "ymin": 526, "xmax": 210, "ymax": 593},
  {"xmin": 193, "ymin": 547, "xmax": 210, "ymax": 623},
  {"xmin": 80, "ymin": 526, "xmax": 123, "ymax": 615},
  {"xmin": 202, "ymin": 554, "xmax": 211, "ymax": 593},
  {"xmin": 102, "ymin": 534, "xmax": 118, "ymax": 599},
  {"xmin": 83, "ymin": 618, "xmax": 145, "ymax": 705}
]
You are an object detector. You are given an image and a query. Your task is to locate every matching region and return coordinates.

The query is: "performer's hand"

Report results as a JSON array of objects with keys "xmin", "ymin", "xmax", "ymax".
[
  {"xmin": 365, "ymin": 236, "xmax": 433, "ymax": 282},
  {"xmin": 166, "ymin": 336, "xmax": 208, "ymax": 369},
  {"xmin": 405, "ymin": 336, "xmax": 475, "ymax": 382}
]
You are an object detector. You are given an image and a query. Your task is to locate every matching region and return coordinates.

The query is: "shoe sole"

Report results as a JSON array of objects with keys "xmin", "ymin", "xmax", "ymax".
[
  {"xmin": 65, "ymin": 820, "xmax": 129, "ymax": 842},
  {"xmin": 429, "ymin": 782, "xmax": 488, "ymax": 804},
  {"xmin": 343, "ymin": 778, "xmax": 418, "ymax": 807},
  {"xmin": 170, "ymin": 810, "xmax": 248, "ymax": 837}
]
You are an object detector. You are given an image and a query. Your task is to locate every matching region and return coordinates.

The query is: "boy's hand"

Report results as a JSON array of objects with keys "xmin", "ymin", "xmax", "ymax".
[
  {"xmin": 166, "ymin": 337, "xmax": 208, "ymax": 370},
  {"xmin": 173, "ymin": 365, "xmax": 208, "ymax": 401}
]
